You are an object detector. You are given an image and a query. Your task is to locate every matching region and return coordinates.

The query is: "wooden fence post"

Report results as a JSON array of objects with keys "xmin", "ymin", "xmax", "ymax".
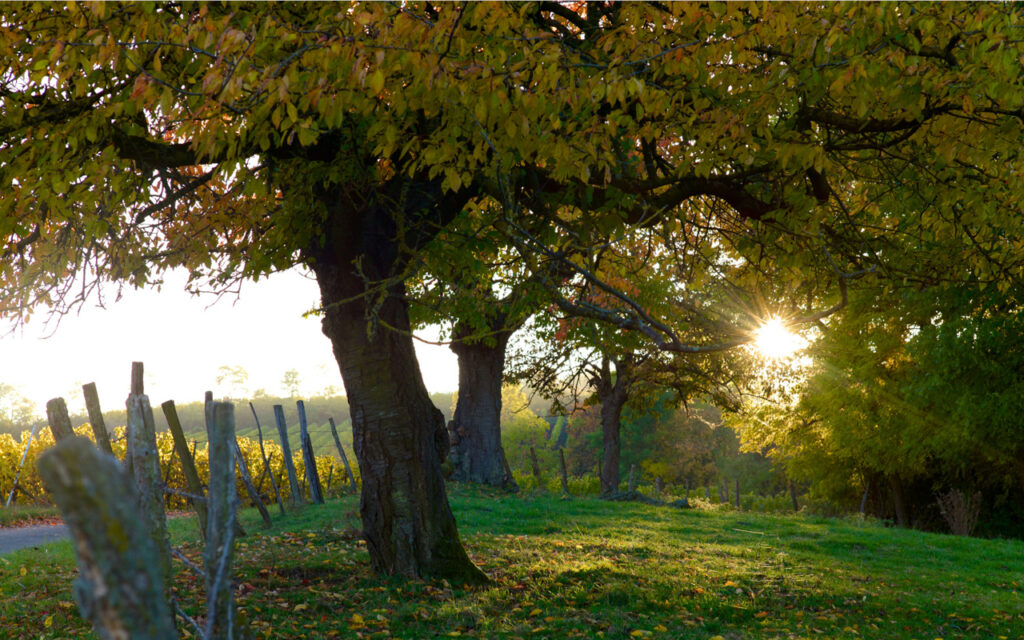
[
  {"xmin": 126, "ymin": 391, "xmax": 172, "ymax": 596},
  {"xmin": 161, "ymin": 400, "xmax": 209, "ymax": 540},
  {"xmin": 233, "ymin": 437, "xmax": 272, "ymax": 528},
  {"xmin": 734, "ymin": 479, "xmax": 741, "ymax": 508},
  {"xmin": 296, "ymin": 400, "xmax": 324, "ymax": 504},
  {"xmin": 46, "ymin": 397, "xmax": 74, "ymax": 442},
  {"xmin": 329, "ymin": 418, "xmax": 358, "ymax": 492},
  {"xmin": 37, "ymin": 437, "xmax": 178, "ymax": 640},
  {"xmin": 205, "ymin": 402, "xmax": 245, "ymax": 639},
  {"xmin": 250, "ymin": 402, "xmax": 285, "ymax": 515},
  {"xmin": 82, "ymin": 383, "xmax": 114, "ymax": 455},
  {"xmin": 628, "ymin": 464, "xmax": 638, "ymax": 492},
  {"xmin": 273, "ymin": 405, "xmax": 304, "ymax": 505},
  {"xmin": 6, "ymin": 422, "xmax": 41, "ymax": 507}
]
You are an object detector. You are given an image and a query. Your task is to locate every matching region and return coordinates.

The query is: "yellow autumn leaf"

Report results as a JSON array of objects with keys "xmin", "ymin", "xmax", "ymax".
[
  {"xmin": 19, "ymin": 566, "xmax": 26, "ymax": 576},
  {"xmin": 43, "ymin": 615, "xmax": 53, "ymax": 628},
  {"xmin": 709, "ymin": 636, "xmax": 726, "ymax": 640},
  {"xmin": 294, "ymin": 603, "xmax": 309, "ymax": 612},
  {"xmin": 653, "ymin": 625, "xmax": 667, "ymax": 632},
  {"xmin": 528, "ymin": 608, "xmax": 542, "ymax": 617},
  {"xmin": 723, "ymin": 580, "xmax": 738, "ymax": 587},
  {"xmin": 368, "ymin": 70, "xmax": 385, "ymax": 95}
]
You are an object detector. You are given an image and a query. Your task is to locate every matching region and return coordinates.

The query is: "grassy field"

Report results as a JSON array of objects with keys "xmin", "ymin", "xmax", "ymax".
[{"xmin": 0, "ymin": 486, "xmax": 1021, "ymax": 639}]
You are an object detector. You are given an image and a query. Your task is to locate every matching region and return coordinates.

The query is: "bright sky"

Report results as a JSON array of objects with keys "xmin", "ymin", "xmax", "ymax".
[{"xmin": 0, "ymin": 268, "xmax": 459, "ymax": 419}]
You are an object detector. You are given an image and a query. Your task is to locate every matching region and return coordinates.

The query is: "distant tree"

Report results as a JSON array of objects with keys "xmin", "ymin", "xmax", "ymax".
[
  {"xmin": 215, "ymin": 365, "xmax": 249, "ymax": 400},
  {"xmin": 0, "ymin": 384, "xmax": 38, "ymax": 434},
  {"xmin": 281, "ymin": 370, "xmax": 301, "ymax": 399}
]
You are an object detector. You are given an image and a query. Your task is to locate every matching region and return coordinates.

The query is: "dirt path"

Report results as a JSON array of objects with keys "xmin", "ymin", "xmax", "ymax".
[{"xmin": 0, "ymin": 524, "xmax": 69, "ymax": 555}]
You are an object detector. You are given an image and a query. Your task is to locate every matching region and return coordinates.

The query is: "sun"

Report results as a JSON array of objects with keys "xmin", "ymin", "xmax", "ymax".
[{"xmin": 754, "ymin": 317, "xmax": 805, "ymax": 359}]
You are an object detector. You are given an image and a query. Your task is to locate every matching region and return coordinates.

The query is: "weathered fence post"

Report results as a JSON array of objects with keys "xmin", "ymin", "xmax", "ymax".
[
  {"xmin": 705, "ymin": 485, "xmax": 710, "ymax": 500},
  {"xmin": 82, "ymin": 383, "xmax": 114, "ymax": 455},
  {"xmin": 329, "ymin": 417, "xmax": 358, "ymax": 492},
  {"xmin": 205, "ymin": 402, "xmax": 246, "ymax": 639},
  {"xmin": 734, "ymin": 479, "xmax": 741, "ymax": 508},
  {"xmin": 127, "ymin": 388, "xmax": 172, "ymax": 596},
  {"xmin": 559, "ymin": 449, "xmax": 570, "ymax": 497},
  {"xmin": 46, "ymin": 397, "xmax": 74, "ymax": 442},
  {"xmin": 273, "ymin": 405, "xmax": 303, "ymax": 505},
  {"xmin": 161, "ymin": 400, "xmax": 209, "ymax": 539},
  {"xmin": 250, "ymin": 402, "xmax": 285, "ymax": 515},
  {"xmin": 859, "ymin": 481, "xmax": 870, "ymax": 516},
  {"xmin": 206, "ymin": 392, "xmax": 247, "ymax": 540},
  {"xmin": 37, "ymin": 437, "xmax": 178, "ymax": 640},
  {"xmin": 655, "ymin": 477, "xmax": 665, "ymax": 496},
  {"xmin": 232, "ymin": 437, "xmax": 272, "ymax": 528},
  {"xmin": 296, "ymin": 400, "xmax": 324, "ymax": 504},
  {"xmin": 628, "ymin": 464, "xmax": 638, "ymax": 493}
]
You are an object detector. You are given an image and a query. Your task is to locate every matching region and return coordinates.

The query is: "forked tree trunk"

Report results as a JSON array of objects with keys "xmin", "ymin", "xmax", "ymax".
[
  {"xmin": 449, "ymin": 330, "xmax": 516, "ymax": 490},
  {"xmin": 312, "ymin": 260, "xmax": 486, "ymax": 584}
]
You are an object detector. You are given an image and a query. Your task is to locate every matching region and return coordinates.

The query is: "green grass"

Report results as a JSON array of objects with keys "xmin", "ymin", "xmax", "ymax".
[
  {"xmin": 0, "ymin": 504, "xmax": 60, "ymax": 527},
  {"xmin": 0, "ymin": 487, "xmax": 1021, "ymax": 639}
]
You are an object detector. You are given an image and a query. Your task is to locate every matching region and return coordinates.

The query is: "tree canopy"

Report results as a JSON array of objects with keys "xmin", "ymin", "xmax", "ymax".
[{"xmin": 3, "ymin": 1, "xmax": 1024, "ymax": 578}]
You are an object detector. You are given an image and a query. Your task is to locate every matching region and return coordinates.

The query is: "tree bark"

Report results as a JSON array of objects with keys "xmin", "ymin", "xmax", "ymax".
[
  {"xmin": 449, "ymin": 325, "xmax": 517, "ymax": 489},
  {"xmin": 310, "ymin": 259, "xmax": 486, "ymax": 584},
  {"xmin": 594, "ymin": 356, "xmax": 632, "ymax": 497}
]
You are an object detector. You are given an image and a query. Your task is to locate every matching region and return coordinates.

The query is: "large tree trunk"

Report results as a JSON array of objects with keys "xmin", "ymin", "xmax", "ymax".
[
  {"xmin": 311, "ymin": 259, "xmax": 486, "ymax": 584},
  {"xmin": 449, "ymin": 325, "xmax": 516, "ymax": 489},
  {"xmin": 593, "ymin": 356, "xmax": 632, "ymax": 497}
]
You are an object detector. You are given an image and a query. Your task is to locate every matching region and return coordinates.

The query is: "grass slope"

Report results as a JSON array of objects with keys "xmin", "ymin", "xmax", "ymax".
[{"xmin": 0, "ymin": 487, "xmax": 1021, "ymax": 639}]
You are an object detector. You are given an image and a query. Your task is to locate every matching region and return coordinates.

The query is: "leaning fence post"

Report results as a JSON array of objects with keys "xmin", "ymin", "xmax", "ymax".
[
  {"xmin": 232, "ymin": 437, "xmax": 272, "ymax": 528},
  {"xmin": 127, "ymin": 386, "xmax": 172, "ymax": 596},
  {"xmin": 37, "ymin": 437, "xmax": 178, "ymax": 640},
  {"xmin": 46, "ymin": 397, "xmax": 74, "ymax": 442},
  {"xmin": 273, "ymin": 405, "xmax": 304, "ymax": 505},
  {"xmin": 161, "ymin": 400, "xmax": 209, "ymax": 539},
  {"xmin": 82, "ymin": 382, "xmax": 114, "ymax": 455},
  {"xmin": 329, "ymin": 418, "xmax": 358, "ymax": 492},
  {"xmin": 205, "ymin": 402, "xmax": 245, "ymax": 639},
  {"xmin": 5, "ymin": 422, "xmax": 40, "ymax": 508},
  {"xmin": 296, "ymin": 400, "xmax": 324, "ymax": 504},
  {"xmin": 250, "ymin": 402, "xmax": 285, "ymax": 515}
]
